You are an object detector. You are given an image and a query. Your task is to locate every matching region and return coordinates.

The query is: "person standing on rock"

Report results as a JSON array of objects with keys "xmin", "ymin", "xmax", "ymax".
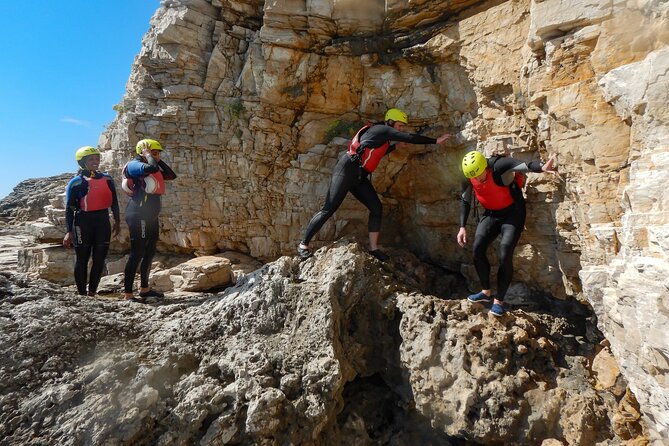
[
  {"xmin": 297, "ymin": 108, "xmax": 451, "ymax": 261},
  {"xmin": 63, "ymin": 146, "xmax": 120, "ymax": 296},
  {"xmin": 122, "ymin": 139, "xmax": 176, "ymax": 303},
  {"xmin": 457, "ymin": 150, "xmax": 557, "ymax": 316}
]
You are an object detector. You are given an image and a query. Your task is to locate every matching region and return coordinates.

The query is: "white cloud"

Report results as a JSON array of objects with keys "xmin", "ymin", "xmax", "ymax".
[{"xmin": 60, "ymin": 117, "xmax": 91, "ymax": 127}]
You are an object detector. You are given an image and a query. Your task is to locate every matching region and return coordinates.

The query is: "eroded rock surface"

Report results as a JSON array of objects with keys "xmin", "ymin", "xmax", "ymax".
[
  {"xmin": 3, "ymin": 0, "xmax": 668, "ymax": 441},
  {"xmin": 0, "ymin": 243, "xmax": 643, "ymax": 445}
]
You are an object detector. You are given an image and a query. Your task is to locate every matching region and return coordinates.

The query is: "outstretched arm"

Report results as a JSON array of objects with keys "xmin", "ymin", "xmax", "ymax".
[
  {"xmin": 385, "ymin": 127, "xmax": 452, "ymax": 145},
  {"xmin": 492, "ymin": 156, "xmax": 549, "ymax": 186}
]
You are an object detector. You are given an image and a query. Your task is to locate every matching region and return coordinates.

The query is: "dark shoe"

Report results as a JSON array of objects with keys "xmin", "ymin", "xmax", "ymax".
[
  {"xmin": 369, "ymin": 249, "xmax": 390, "ymax": 262},
  {"xmin": 125, "ymin": 297, "xmax": 146, "ymax": 303},
  {"xmin": 297, "ymin": 246, "xmax": 312, "ymax": 259},
  {"xmin": 467, "ymin": 292, "xmax": 491, "ymax": 303},
  {"xmin": 139, "ymin": 289, "xmax": 164, "ymax": 298},
  {"xmin": 490, "ymin": 303, "xmax": 505, "ymax": 316}
]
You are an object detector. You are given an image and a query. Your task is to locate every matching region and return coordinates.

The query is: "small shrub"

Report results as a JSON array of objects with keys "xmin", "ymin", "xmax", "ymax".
[
  {"xmin": 225, "ymin": 98, "xmax": 244, "ymax": 120},
  {"xmin": 324, "ymin": 120, "xmax": 361, "ymax": 143}
]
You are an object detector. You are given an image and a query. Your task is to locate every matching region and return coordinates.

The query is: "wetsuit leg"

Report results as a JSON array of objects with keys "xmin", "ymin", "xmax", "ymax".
[
  {"xmin": 496, "ymin": 215, "xmax": 525, "ymax": 301},
  {"xmin": 73, "ymin": 246, "xmax": 92, "ymax": 295},
  {"xmin": 73, "ymin": 212, "xmax": 94, "ymax": 295},
  {"xmin": 124, "ymin": 205, "xmax": 146, "ymax": 293},
  {"xmin": 472, "ymin": 215, "xmax": 502, "ymax": 291},
  {"xmin": 302, "ymin": 156, "xmax": 360, "ymax": 244},
  {"xmin": 350, "ymin": 177, "xmax": 382, "ymax": 232},
  {"xmin": 139, "ymin": 218, "xmax": 159, "ymax": 289},
  {"xmin": 88, "ymin": 214, "xmax": 111, "ymax": 294}
]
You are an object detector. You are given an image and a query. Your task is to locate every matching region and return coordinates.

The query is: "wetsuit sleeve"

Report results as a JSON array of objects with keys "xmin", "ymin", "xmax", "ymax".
[
  {"xmin": 158, "ymin": 160, "xmax": 177, "ymax": 180},
  {"xmin": 492, "ymin": 157, "xmax": 543, "ymax": 186},
  {"xmin": 126, "ymin": 156, "xmax": 160, "ymax": 176},
  {"xmin": 107, "ymin": 177, "xmax": 120, "ymax": 224},
  {"xmin": 64, "ymin": 177, "xmax": 81, "ymax": 232},
  {"xmin": 385, "ymin": 127, "xmax": 437, "ymax": 145},
  {"xmin": 459, "ymin": 180, "xmax": 473, "ymax": 227}
]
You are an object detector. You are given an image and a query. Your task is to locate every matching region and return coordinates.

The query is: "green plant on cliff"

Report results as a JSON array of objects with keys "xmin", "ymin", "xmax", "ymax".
[
  {"xmin": 112, "ymin": 103, "xmax": 126, "ymax": 114},
  {"xmin": 224, "ymin": 98, "xmax": 244, "ymax": 120},
  {"xmin": 324, "ymin": 119, "xmax": 361, "ymax": 144}
]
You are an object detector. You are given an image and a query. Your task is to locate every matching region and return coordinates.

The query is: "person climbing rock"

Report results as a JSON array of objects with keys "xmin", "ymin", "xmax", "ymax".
[
  {"xmin": 122, "ymin": 138, "xmax": 176, "ymax": 303},
  {"xmin": 63, "ymin": 146, "xmax": 120, "ymax": 296},
  {"xmin": 297, "ymin": 108, "xmax": 451, "ymax": 261},
  {"xmin": 457, "ymin": 150, "xmax": 557, "ymax": 316}
]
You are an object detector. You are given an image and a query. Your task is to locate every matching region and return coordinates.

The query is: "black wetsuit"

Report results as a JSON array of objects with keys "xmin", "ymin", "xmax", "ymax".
[
  {"xmin": 302, "ymin": 123, "xmax": 437, "ymax": 245},
  {"xmin": 65, "ymin": 171, "xmax": 120, "ymax": 295},
  {"xmin": 460, "ymin": 156, "xmax": 543, "ymax": 301},
  {"xmin": 123, "ymin": 155, "xmax": 176, "ymax": 294}
]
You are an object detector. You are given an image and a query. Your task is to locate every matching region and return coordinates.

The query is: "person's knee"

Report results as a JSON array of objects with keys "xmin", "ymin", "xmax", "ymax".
[
  {"xmin": 370, "ymin": 200, "xmax": 382, "ymax": 218},
  {"xmin": 499, "ymin": 242, "xmax": 516, "ymax": 264},
  {"xmin": 318, "ymin": 208, "xmax": 335, "ymax": 221},
  {"xmin": 473, "ymin": 239, "xmax": 488, "ymax": 259}
]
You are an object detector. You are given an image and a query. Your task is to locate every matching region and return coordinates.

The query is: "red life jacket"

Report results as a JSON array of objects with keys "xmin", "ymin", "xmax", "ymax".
[
  {"xmin": 121, "ymin": 163, "xmax": 166, "ymax": 196},
  {"xmin": 80, "ymin": 176, "xmax": 113, "ymax": 211},
  {"xmin": 471, "ymin": 169, "xmax": 525, "ymax": 211},
  {"xmin": 347, "ymin": 124, "xmax": 391, "ymax": 174}
]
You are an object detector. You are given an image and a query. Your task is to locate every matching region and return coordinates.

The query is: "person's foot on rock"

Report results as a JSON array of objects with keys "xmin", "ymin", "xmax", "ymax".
[{"xmin": 369, "ymin": 249, "xmax": 390, "ymax": 262}]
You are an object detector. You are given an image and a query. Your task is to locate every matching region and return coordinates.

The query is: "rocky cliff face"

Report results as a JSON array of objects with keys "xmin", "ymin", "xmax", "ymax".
[
  {"xmin": 0, "ymin": 0, "xmax": 647, "ymax": 442},
  {"xmin": 0, "ymin": 243, "xmax": 644, "ymax": 445},
  {"xmin": 89, "ymin": 0, "xmax": 669, "ymax": 440}
]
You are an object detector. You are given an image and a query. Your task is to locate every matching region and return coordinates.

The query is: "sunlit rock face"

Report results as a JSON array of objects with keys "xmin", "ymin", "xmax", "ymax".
[
  {"xmin": 89, "ymin": 0, "xmax": 668, "ymax": 439},
  {"xmin": 0, "ymin": 243, "xmax": 638, "ymax": 445}
]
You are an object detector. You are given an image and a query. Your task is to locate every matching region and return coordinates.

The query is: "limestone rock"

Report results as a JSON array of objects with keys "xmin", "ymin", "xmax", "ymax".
[
  {"xmin": 215, "ymin": 250, "xmax": 263, "ymax": 283},
  {"xmin": 592, "ymin": 346, "xmax": 624, "ymax": 394},
  {"xmin": 24, "ymin": 219, "xmax": 64, "ymax": 243},
  {"xmin": 3, "ymin": 0, "xmax": 669, "ymax": 440},
  {"xmin": 581, "ymin": 44, "xmax": 669, "ymax": 442},
  {"xmin": 0, "ymin": 243, "xmax": 634, "ymax": 445},
  {"xmin": 612, "ymin": 389, "xmax": 647, "ymax": 442},
  {"xmin": 0, "ymin": 228, "xmax": 35, "ymax": 273},
  {"xmin": 0, "ymin": 174, "xmax": 71, "ymax": 224},
  {"xmin": 398, "ymin": 295, "xmax": 614, "ymax": 445},
  {"xmin": 152, "ymin": 255, "xmax": 234, "ymax": 292},
  {"xmin": 17, "ymin": 245, "xmax": 73, "ymax": 284}
]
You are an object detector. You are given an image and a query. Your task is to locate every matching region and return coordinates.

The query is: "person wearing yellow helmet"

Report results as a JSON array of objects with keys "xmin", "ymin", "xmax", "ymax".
[
  {"xmin": 63, "ymin": 146, "xmax": 120, "ymax": 296},
  {"xmin": 457, "ymin": 150, "xmax": 557, "ymax": 316},
  {"xmin": 384, "ymin": 108, "xmax": 408, "ymax": 124},
  {"xmin": 134, "ymin": 138, "xmax": 163, "ymax": 154},
  {"xmin": 297, "ymin": 108, "xmax": 451, "ymax": 261},
  {"xmin": 122, "ymin": 138, "xmax": 177, "ymax": 303}
]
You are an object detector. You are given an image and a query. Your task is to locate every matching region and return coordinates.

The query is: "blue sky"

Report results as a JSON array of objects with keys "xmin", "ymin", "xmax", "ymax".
[{"xmin": 0, "ymin": 1, "xmax": 161, "ymax": 199}]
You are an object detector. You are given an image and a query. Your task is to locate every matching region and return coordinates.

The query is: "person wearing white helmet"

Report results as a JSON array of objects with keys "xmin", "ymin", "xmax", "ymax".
[
  {"xmin": 63, "ymin": 146, "xmax": 120, "ymax": 296},
  {"xmin": 122, "ymin": 138, "xmax": 177, "ymax": 303},
  {"xmin": 297, "ymin": 108, "xmax": 451, "ymax": 261},
  {"xmin": 458, "ymin": 150, "xmax": 557, "ymax": 316}
]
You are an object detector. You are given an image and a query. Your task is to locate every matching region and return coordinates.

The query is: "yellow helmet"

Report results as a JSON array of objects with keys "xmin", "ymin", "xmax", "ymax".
[
  {"xmin": 135, "ymin": 138, "xmax": 164, "ymax": 155},
  {"xmin": 75, "ymin": 146, "xmax": 101, "ymax": 168},
  {"xmin": 462, "ymin": 151, "xmax": 487, "ymax": 179},
  {"xmin": 384, "ymin": 108, "xmax": 408, "ymax": 124},
  {"xmin": 75, "ymin": 146, "xmax": 100, "ymax": 161}
]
